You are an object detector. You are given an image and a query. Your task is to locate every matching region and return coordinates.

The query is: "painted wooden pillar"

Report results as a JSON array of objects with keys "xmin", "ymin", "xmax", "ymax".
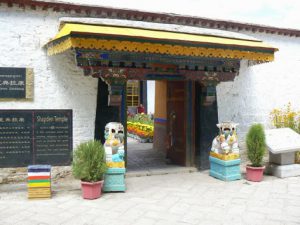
[
  {"xmin": 153, "ymin": 81, "xmax": 167, "ymax": 152},
  {"xmin": 121, "ymin": 83, "xmax": 128, "ymax": 166},
  {"xmin": 185, "ymin": 80, "xmax": 195, "ymax": 167}
]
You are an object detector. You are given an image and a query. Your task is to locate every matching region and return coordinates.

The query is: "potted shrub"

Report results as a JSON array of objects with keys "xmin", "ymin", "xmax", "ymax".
[
  {"xmin": 246, "ymin": 124, "xmax": 266, "ymax": 182},
  {"xmin": 72, "ymin": 140, "xmax": 107, "ymax": 199}
]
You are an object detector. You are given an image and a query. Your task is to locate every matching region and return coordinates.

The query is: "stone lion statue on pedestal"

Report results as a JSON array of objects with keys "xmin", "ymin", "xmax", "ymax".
[
  {"xmin": 211, "ymin": 122, "xmax": 239, "ymax": 155},
  {"xmin": 104, "ymin": 122, "xmax": 125, "ymax": 165}
]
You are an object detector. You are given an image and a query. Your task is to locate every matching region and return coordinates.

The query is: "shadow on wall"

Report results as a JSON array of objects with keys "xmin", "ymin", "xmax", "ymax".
[
  {"xmin": 47, "ymin": 50, "xmax": 98, "ymax": 147},
  {"xmin": 216, "ymin": 60, "xmax": 258, "ymax": 140}
]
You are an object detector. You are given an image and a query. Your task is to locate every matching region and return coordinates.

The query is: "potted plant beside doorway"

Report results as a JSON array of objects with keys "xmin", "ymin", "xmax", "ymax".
[
  {"xmin": 72, "ymin": 140, "xmax": 107, "ymax": 199},
  {"xmin": 246, "ymin": 124, "xmax": 266, "ymax": 182}
]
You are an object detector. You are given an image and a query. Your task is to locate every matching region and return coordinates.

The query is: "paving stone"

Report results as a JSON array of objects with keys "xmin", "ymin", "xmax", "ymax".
[
  {"xmin": 154, "ymin": 219, "xmax": 181, "ymax": 225},
  {"xmin": 145, "ymin": 210, "xmax": 182, "ymax": 222},
  {"xmin": 222, "ymin": 216, "xmax": 244, "ymax": 225},
  {"xmin": 179, "ymin": 211, "xmax": 205, "ymax": 224},
  {"xmin": 198, "ymin": 219, "xmax": 223, "ymax": 225},
  {"xmin": 168, "ymin": 202, "xmax": 190, "ymax": 215},
  {"xmin": 126, "ymin": 138, "xmax": 197, "ymax": 177},
  {"xmin": 266, "ymin": 213, "xmax": 300, "ymax": 224},
  {"xmin": 132, "ymin": 218, "xmax": 157, "ymax": 225},
  {"xmin": 284, "ymin": 206, "xmax": 300, "ymax": 217},
  {"xmin": 1, "ymin": 171, "xmax": 300, "ymax": 224}
]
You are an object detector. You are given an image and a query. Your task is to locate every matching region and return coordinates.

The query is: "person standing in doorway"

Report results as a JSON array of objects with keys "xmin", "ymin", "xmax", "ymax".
[{"xmin": 137, "ymin": 104, "xmax": 145, "ymax": 114}]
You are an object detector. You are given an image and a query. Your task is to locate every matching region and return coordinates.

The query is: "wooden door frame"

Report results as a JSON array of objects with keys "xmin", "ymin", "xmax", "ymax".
[
  {"xmin": 165, "ymin": 80, "xmax": 196, "ymax": 167},
  {"xmin": 185, "ymin": 80, "xmax": 196, "ymax": 167},
  {"xmin": 166, "ymin": 80, "xmax": 186, "ymax": 166},
  {"xmin": 121, "ymin": 78, "xmax": 196, "ymax": 167}
]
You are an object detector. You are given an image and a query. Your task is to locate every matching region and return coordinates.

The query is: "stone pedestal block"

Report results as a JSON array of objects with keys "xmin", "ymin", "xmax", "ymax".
[
  {"xmin": 269, "ymin": 152, "xmax": 295, "ymax": 165},
  {"xmin": 209, "ymin": 156, "xmax": 241, "ymax": 181},
  {"xmin": 267, "ymin": 163, "xmax": 300, "ymax": 178},
  {"xmin": 103, "ymin": 168, "xmax": 126, "ymax": 192}
]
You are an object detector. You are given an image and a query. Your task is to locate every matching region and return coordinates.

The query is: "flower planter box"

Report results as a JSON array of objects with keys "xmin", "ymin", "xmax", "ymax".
[
  {"xmin": 127, "ymin": 132, "xmax": 152, "ymax": 143},
  {"xmin": 103, "ymin": 168, "xmax": 126, "ymax": 192},
  {"xmin": 209, "ymin": 156, "xmax": 241, "ymax": 181}
]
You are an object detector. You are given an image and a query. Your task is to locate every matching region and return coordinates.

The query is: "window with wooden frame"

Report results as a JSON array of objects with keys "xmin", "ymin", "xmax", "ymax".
[{"xmin": 127, "ymin": 80, "xmax": 140, "ymax": 107}]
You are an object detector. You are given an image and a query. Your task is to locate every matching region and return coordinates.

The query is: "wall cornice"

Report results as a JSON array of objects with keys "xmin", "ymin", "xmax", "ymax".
[{"xmin": 1, "ymin": 0, "xmax": 300, "ymax": 37}]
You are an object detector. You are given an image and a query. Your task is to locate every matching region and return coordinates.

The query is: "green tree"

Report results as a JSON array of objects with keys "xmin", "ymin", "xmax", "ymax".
[
  {"xmin": 246, "ymin": 124, "xmax": 266, "ymax": 167},
  {"xmin": 72, "ymin": 140, "xmax": 107, "ymax": 182}
]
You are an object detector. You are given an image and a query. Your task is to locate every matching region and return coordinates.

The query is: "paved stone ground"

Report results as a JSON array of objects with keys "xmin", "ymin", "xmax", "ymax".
[
  {"xmin": 126, "ymin": 137, "xmax": 166, "ymax": 171},
  {"xmin": 1, "ymin": 139, "xmax": 299, "ymax": 224},
  {"xmin": 1, "ymin": 172, "xmax": 300, "ymax": 225},
  {"xmin": 127, "ymin": 138, "xmax": 197, "ymax": 176}
]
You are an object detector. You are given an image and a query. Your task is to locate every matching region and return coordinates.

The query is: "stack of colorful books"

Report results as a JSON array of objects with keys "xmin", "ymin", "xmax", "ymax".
[{"xmin": 27, "ymin": 165, "xmax": 51, "ymax": 199}]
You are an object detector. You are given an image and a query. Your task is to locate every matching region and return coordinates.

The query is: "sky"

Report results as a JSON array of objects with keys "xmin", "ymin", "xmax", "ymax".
[{"xmin": 55, "ymin": 0, "xmax": 300, "ymax": 29}]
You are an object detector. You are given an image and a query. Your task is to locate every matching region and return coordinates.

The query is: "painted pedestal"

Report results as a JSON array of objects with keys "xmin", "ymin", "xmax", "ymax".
[
  {"xmin": 103, "ymin": 168, "xmax": 126, "ymax": 192},
  {"xmin": 27, "ymin": 165, "xmax": 51, "ymax": 199},
  {"xmin": 209, "ymin": 156, "xmax": 241, "ymax": 181}
]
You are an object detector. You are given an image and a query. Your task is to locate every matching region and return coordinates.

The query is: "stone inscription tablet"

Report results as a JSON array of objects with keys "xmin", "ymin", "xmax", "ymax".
[
  {"xmin": 0, "ymin": 110, "xmax": 72, "ymax": 168},
  {"xmin": 0, "ymin": 67, "xmax": 34, "ymax": 99}
]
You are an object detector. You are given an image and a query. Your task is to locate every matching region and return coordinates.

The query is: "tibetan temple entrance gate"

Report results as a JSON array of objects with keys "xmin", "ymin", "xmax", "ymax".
[{"xmin": 46, "ymin": 21, "xmax": 277, "ymax": 169}]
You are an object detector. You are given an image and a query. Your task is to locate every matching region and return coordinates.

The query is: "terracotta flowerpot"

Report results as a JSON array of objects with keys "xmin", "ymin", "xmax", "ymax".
[
  {"xmin": 81, "ymin": 180, "xmax": 104, "ymax": 200},
  {"xmin": 246, "ymin": 165, "xmax": 265, "ymax": 182}
]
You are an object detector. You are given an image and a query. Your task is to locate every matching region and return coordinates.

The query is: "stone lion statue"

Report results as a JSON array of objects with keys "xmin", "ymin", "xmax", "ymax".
[
  {"xmin": 211, "ymin": 122, "xmax": 239, "ymax": 155},
  {"xmin": 104, "ymin": 122, "xmax": 125, "ymax": 163}
]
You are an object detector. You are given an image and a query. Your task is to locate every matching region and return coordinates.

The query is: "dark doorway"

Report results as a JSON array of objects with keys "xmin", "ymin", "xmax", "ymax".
[
  {"xmin": 195, "ymin": 82, "xmax": 219, "ymax": 170},
  {"xmin": 94, "ymin": 78, "xmax": 120, "ymax": 143}
]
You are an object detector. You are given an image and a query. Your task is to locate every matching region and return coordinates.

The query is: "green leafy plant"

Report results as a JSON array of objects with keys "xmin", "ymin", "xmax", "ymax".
[
  {"xmin": 270, "ymin": 102, "xmax": 300, "ymax": 163},
  {"xmin": 270, "ymin": 102, "xmax": 300, "ymax": 133},
  {"xmin": 127, "ymin": 113, "xmax": 154, "ymax": 126},
  {"xmin": 72, "ymin": 140, "xmax": 107, "ymax": 182},
  {"xmin": 246, "ymin": 124, "xmax": 266, "ymax": 167}
]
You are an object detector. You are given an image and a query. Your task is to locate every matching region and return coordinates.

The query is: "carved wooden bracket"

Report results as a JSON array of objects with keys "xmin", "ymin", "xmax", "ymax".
[{"xmin": 99, "ymin": 68, "xmax": 127, "ymax": 106}]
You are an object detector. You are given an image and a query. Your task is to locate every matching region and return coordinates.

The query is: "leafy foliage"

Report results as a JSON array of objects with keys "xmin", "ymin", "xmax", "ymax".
[
  {"xmin": 127, "ymin": 113, "xmax": 154, "ymax": 139},
  {"xmin": 270, "ymin": 102, "xmax": 300, "ymax": 163},
  {"xmin": 127, "ymin": 113, "xmax": 154, "ymax": 125},
  {"xmin": 246, "ymin": 124, "xmax": 266, "ymax": 167},
  {"xmin": 270, "ymin": 102, "xmax": 300, "ymax": 133},
  {"xmin": 72, "ymin": 140, "xmax": 107, "ymax": 182}
]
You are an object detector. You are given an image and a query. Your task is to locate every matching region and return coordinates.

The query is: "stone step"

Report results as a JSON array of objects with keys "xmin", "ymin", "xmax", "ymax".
[{"xmin": 126, "ymin": 166, "xmax": 198, "ymax": 177}]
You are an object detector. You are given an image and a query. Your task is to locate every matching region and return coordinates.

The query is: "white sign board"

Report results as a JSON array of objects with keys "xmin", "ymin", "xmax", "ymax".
[{"xmin": 265, "ymin": 128, "xmax": 300, "ymax": 154}]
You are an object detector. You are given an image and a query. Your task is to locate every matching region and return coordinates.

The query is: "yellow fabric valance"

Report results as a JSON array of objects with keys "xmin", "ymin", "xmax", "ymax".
[{"xmin": 46, "ymin": 23, "xmax": 278, "ymax": 61}]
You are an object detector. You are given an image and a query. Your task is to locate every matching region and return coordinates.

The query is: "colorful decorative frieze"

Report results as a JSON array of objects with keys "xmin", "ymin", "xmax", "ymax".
[
  {"xmin": 47, "ymin": 36, "xmax": 276, "ymax": 62},
  {"xmin": 46, "ymin": 23, "xmax": 277, "ymax": 62}
]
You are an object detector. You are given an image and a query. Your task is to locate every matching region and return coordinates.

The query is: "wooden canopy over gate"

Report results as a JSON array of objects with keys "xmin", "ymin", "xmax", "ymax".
[
  {"xmin": 47, "ymin": 23, "xmax": 277, "ymax": 60},
  {"xmin": 45, "ymin": 22, "xmax": 278, "ymax": 86}
]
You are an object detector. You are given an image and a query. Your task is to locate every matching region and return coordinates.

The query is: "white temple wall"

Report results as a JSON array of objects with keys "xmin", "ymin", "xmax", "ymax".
[
  {"xmin": 0, "ymin": 6, "xmax": 99, "ymax": 148},
  {"xmin": 217, "ymin": 33, "xmax": 300, "ymax": 139},
  {"xmin": 1, "ymin": 4, "xmax": 300, "ymax": 149},
  {"xmin": 146, "ymin": 81, "xmax": 155, "ymax": 115}
]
